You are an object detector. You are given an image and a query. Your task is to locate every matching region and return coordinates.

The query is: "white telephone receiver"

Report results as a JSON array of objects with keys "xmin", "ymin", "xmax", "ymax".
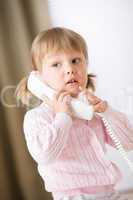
[
  {"xmin": 27, "ymin": 71, "xmax": 94, "ymax": 120},
  {"xmin": 27, "ymin": 70, "xmax": 133, "ymax": 172}
]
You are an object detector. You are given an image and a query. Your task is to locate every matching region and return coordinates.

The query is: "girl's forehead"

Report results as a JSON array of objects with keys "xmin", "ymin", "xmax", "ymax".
[{"xmin": 44, "ymin": 50, "xmax": 84, "ymax": 60}]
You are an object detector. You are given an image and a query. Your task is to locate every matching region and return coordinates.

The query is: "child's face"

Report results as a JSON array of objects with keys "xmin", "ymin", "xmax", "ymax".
[{"xmin": 41, "ymin": 50, "xmax": 88, "ymax": 97}]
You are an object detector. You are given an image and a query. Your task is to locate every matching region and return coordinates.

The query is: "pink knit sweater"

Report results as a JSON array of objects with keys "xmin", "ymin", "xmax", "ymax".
[{"xmin": 23, "ymin": 102, "xmax": 133, "ymax": 199}]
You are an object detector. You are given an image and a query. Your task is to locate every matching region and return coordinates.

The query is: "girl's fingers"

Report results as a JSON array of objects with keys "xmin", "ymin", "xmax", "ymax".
[
  {"xmin": 58, "ymin": 92, "xmax": 71, "ymax": 103},
  {"xmin": 94, "ymin": 100, "xmax": 108, "ymax": 113},
  {"xmin": 43, "ymin": 88, "xmax": 108, "ymax": 114},
  {"xmin": 53, "ymin": 90, "xmax": 71, "ymax": 103},
  {"xmin": 88, "ymin": 96, "xmax": 101, "ymax": 105},
  {"xmin": 77, "ymin": 88, "xmax": 102, "ymax": 105},
  {"xmin": 62, "ymin": 95, "xmax": 71, "ymax": 104},
  {"xmin": 53, "ymin": 91, "xmax": 62, "ymax": 100},
  {"xmin": 53, "ymin": 90, "xmax": 67, "ymax": 99},
  {"xmin": 86, "ymin": 91, "xmax": 101, "ymax": 105}
]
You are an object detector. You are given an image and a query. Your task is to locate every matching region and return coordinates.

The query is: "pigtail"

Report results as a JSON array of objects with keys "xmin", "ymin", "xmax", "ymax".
[
  {"xmin": 14, "ymin": 75, "xmax": 33, "ymax": 107},
  {"xmin": 86, "ymin": 73, "xmax": 96, "ymax": 92}
]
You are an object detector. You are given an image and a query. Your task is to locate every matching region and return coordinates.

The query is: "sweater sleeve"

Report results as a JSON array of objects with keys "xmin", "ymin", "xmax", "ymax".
[
  {"xmin": 23, "ymin": 109, "xmax": 73, "ymax": 165},
  {"xmin": 101, "ymin": 105, "xmax": 133, "ymax": 151}
]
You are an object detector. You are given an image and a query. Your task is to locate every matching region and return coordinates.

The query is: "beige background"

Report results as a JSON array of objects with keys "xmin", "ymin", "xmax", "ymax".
[{"xmin": 0, "ymin": 0, "xmax": 52, "ymax": 199}]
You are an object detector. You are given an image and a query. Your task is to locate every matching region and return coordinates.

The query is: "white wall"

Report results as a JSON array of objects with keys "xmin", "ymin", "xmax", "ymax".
[{"xmin": 47, "ymin": 0, "xmax": 133, "ymax": 191}]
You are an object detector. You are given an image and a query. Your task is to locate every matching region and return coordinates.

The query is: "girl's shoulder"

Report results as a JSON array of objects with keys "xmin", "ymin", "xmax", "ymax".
[{"xmin": 23, "ymin": 102, "xmax": 54, "ymax": 123}]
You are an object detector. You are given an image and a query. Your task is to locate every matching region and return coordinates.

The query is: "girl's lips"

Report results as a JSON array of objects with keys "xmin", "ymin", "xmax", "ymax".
[
  {"xmin": 65, "ymin": 81, "xmax": 82, "ymax": 97},
  {"xmin": 66, "ymin": 81, "xmax": 79, "ymax": 86},
  {"xmin": 66, "ymin": 78, "xmax": 78, "ymax": 84}
]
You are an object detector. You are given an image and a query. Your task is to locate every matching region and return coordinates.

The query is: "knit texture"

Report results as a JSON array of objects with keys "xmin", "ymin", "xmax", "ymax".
[{"xmin": 23, "ymin": 103, "xmax": 133, "ymax": 199}]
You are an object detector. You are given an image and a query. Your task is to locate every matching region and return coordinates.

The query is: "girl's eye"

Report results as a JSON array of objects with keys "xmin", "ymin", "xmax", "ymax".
[
  {"xmin": 52, "ymin": 63, "xmax": 61, "ymax": 67},
  {"xmin": 71, "ymin": 58, "xmax": 81, "ymax": 64}
]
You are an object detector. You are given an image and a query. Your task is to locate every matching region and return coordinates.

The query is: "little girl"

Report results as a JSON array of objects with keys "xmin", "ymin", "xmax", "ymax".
[{"xmin": 15, "ymin": 27, "xmax": 133, "ymax": 200}]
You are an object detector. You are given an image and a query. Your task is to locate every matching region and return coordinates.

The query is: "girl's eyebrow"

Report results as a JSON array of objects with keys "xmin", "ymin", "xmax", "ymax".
[
  {"xmin": 50, "ymin": 58, "xmax": 61, "ymax": 63},
  {"xmin": 46, "ymin": 55, "xmax": 60, "ymax": 61},
  {"xmin": 71, "ymin": 56, "xmax": 82, "ymax": 58},
  {"xmin": 71, "ymin": 56, "xmax": 83, "ymax": 61}
]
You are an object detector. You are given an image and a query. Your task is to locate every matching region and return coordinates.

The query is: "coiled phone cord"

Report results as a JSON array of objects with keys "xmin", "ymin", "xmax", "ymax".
[
  {"xmin": 79, "ymin": 92, "xmax": 133, "ymax": 172},
  {"xmin": 100, "ymin": 114, "xmax": 133, "ymax": 172}
]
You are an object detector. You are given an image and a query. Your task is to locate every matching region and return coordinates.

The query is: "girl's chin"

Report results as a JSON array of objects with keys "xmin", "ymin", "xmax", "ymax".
[{"xmin": 67, "ymin": 88, "xmax": 81, "ymax": 98}]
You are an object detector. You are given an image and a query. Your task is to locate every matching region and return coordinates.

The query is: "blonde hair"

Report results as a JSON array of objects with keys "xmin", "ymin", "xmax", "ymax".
[{"xmin": 15, "ymin": 27, "xmax": 96, "ymax": 107}]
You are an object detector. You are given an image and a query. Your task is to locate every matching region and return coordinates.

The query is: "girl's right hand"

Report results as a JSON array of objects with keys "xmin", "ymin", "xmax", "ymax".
[
  {"xmin": 43, "ymin": 91, "xmax": 73, "ymax": 116},
  {"xmin": 81, "ymin": 89, "xmax": 108, "ymax": 113}
]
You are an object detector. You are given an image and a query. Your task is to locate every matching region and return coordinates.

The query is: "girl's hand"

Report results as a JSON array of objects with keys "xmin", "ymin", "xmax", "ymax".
[
  {"xmin": 43, "ymin": 90, "xmax": 73, "ymax": 116},
  {"xmin": 93, "ymin": 99, "xmax": 108, "ymax": 113},
  {"xmin": 83, "ymin": 89, "xmax": 108, "ymax": 113}
]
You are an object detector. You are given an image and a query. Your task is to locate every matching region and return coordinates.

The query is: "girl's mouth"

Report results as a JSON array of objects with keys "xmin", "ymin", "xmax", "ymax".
[
  {"xmin": 66, "ymin": 79, "xmax": 78, "ymax": 85},
  {"xmin": 65, "ymin": 79, "xmax": 81, "ymax": 97},
  {"xmin": 67, "ymin": 81, "xmax": 78, "ymax": 86},
  {"xmin": 66, "ymin": 81, "xmax": 79, "ymax": 88}
]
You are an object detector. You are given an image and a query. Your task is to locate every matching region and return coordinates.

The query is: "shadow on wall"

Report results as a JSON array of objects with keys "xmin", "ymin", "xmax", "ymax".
[{"xmin": 0, "ymin": 0, "xmax": 53, "ymax": 200}]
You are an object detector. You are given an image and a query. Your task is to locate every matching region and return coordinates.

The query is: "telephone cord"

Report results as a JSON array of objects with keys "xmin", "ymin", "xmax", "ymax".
[{"xmin": 99, "ymin": 114, "xmax": 133, "ymax": 172}]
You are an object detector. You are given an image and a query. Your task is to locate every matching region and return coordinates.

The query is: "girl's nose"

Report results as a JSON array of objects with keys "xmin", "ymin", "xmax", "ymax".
[
  {"xmin": 65, "ymin": 64, "xmax": 75, "ymax": 75},
  {"xmin": 67, "ymin": 70, "xmax": 74, "ymax": 75}
]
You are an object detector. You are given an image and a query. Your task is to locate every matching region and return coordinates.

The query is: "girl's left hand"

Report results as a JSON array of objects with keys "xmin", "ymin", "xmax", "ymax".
[
  {"xmin": 83, "ymin": 89, "xmax": 108, "ymax": 113},
  {"xmin": 93, "ymin": 99, "xmax": 108, "ymax": 113}
]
